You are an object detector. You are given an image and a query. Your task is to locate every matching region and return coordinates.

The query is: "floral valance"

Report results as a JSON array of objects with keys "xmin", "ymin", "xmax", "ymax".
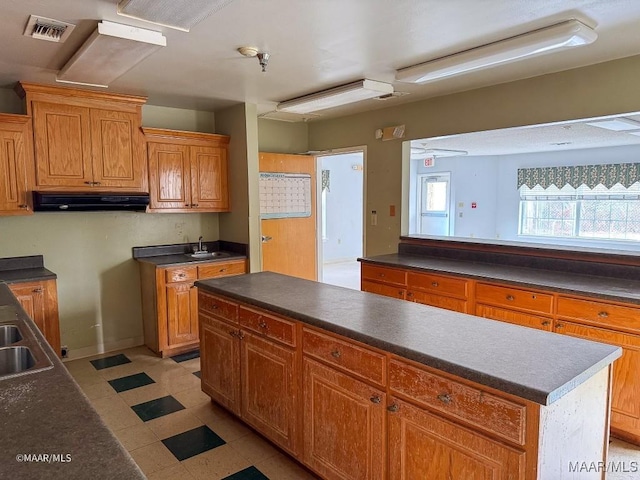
[
  {"xmin": 517, "ymin": 163, "xmax": 640, "ymax": 189},
  {"xmin": 321, "ymin": 169, "xmax": 330, "ymax": 192}
]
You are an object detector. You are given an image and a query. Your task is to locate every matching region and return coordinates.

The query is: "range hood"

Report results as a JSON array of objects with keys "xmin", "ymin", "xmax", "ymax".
[{"xmin": 33, "ymin": 192, "xmax": 150, "ymax": 212}]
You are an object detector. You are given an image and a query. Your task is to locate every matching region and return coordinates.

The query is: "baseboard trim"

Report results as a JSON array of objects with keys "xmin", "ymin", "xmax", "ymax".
[{"xmin": 63, "ymin": 336, "xmax": 145, "ymax": 361}]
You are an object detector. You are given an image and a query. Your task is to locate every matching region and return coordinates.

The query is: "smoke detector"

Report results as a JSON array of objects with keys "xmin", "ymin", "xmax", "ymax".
[{"xmin": 23, "ymin": 15, "xmax": 76, "ymax": 43}]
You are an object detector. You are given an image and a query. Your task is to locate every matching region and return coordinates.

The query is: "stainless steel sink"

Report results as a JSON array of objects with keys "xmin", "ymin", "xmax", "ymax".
[
  {"xmin": 186, "ymin": 251, "xmax": 230, "ymax": 259},
  {"xmin": 0, "ymin": 325, "xmax": 22, "ymax": 346},
  {"xmin": 0, "ymin": 346, "xmax": 36, "ymax": 375}
]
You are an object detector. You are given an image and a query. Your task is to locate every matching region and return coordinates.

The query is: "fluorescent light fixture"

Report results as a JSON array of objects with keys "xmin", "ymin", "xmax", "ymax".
[
  {"xmin": 117, "ymin": 0, "xmax": 235, "ymax": 32},
  {"xmin": 396, "ymin": 20, "xmax": 597, "ymax": 84},
  {"xmin": 424, "ymin": 149, "xmax": 468, "ymax": 158},
  {"xmin": 57, "ymin": 21, "xmax": 166, "ymax": 88},
  {"xmin": 277, "ymin": 80, "xmax": 394, "ymax": 114},
  {"xmin": 585, "ymin": 118, "xmax": 640, "ymax": 131}
]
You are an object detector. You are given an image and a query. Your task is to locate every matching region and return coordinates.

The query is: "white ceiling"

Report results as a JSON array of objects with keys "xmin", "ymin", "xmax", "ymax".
[{"xmin": 3, "ymin": 0, "xmax": 640, "ymax": 119}]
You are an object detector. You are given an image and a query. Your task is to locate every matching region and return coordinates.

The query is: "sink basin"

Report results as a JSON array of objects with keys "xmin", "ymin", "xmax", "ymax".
[
  {"xmin": 0, "ymin": 325, "xmax": 22, "ymax": 347},
  {"xmin": 186, "ymin": 252, "xmax": 230, "ymax": 259},
  {"xmin": 0, "ymin": 346, "xmax": 36, "ymax": 376}
]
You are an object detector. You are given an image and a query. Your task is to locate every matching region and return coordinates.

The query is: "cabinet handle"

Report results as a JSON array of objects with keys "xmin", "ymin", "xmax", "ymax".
[
  {"xmin": 93, "ymin": 182, "xmax": 101, "ymax": 186},
  {"xmin": 370, "ymin": 395, "xmax": 382, "ymax": 404},
  {"xmin": 598, "ymin": 311, "xmax": 609, "ymax": 318},
  {"xmin": 258, "ymin": 320, "xmax": 268, "ymax": 329},
  {"xmin": 185, "ymin": 204, "xmax": 190, "ymax": 207},
  {"xmin": 541, "ymin": 320, "xmax": 551, "ymax": 326},
  {"xmin": 330, "ymin": 350, "xmax": 341, "ymax": 359},
  {"xmin": 387, "ymin": 403, "xmax": 399, "ymax": 413},
  {"xmin": 219, "ymin": 268, "xmax": 227, "ymax": 272},
  {"xmin": 378, "ymin": 273, "xmax": 385, "ymax": 278},
  {"xmin": 229, "ymin": 330, "xmax": 237, "ymax": 337},
  {"xmin": 192, "ymin": 204, "xmax": 199, "ymax": 207},
  {"xmin": 398, "ymin": 290, "xmax": 404, "ymax": 296},
  {"xmin": 18, "ymin": 204, "xmax": 29, "ymax": 209},
  {"xmin": 406, "ymin": 292, "xmax": 413, "ymax": 297},
  {"xmin": 177, "ymin": 273, "xmax": 186, "ymax": 278},
  {"xmin": 431, "ymin": 282, "xmax": 439, "ymax": 287},
  {"xmin": 238, "ymin": 331, "xmax": 244, "ymax": 340},
  {"xmin": 556, "ymin": 322, "xmax": 564, "ymax": 329},
  {"xmin": 84, "ymin": 181, "xmax": 93, "ymax": 185},
  {"xmin": 506, "ymin": 295, "xmax": 515, "ymax": 301},
  {"xmin": 437, "ymin": 393, "xmax": 452, "ymax": 404},
  {"xmin": 32, "ymin": 288, "xmax": 43, "ymax": 294}
]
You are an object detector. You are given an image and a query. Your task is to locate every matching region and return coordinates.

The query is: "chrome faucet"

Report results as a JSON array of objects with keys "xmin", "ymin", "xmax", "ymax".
[{"xmin": 198, "ymin": 236, "xmax": 204, "ymax": 252}]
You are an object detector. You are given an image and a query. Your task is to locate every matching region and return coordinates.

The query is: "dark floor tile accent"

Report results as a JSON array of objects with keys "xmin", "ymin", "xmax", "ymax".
[
  {"xmin": 90, "ymin": 354, "xmax": 131, "ymax": 370},
  {"xmin": 108, "ymin": 372, "xmax": 155, "ymax": 393},
  {"xmin": 193, "ymin": 371, "xmax": 201, "ymax": 378},
  {"xmin": 131, "ymin": 395, "xmax": 185, "ymax": 422},
  {"xmin": 171, "ymin": 349, "xmax": 200, "ymax": 363},
  {"xmin": 162, "ymin": 425, "xmax": 225, "ymax": 461},
  {"xmin": 223, "ymin": 466, "xmax": 270, "ymax": 480}
]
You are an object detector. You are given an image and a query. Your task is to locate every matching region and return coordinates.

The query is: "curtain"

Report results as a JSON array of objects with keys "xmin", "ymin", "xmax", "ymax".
[
  {"xmin": 321, "ymin": 169, "xmax": 330, "ymax": 192},
  {"xmin": 517, "ymin": 163, "xmax": 640, "ymax": 189}
]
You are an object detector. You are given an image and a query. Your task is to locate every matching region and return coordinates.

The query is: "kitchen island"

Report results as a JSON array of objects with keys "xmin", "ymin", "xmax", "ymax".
[
  {"xmin": 0, "ymin": 283, "xmax": 144, "ymax": 480},
  {"xmin": 196, "ymin": 271, "xmax": 621, "ymax": 480}
]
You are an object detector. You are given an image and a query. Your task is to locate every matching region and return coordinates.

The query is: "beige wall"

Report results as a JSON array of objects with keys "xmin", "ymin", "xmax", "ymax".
[
  {"xmin": 217, "ymin": 104, "xmax": 261, "ymax": 272},
  {"xmin": 142, "ymin": 105, "xmax": 215, "ymax": 133},
  {"xmin": 308, "ymin": 54, "xmax": 640, "ymax": 256},
  {"xmin": 258, "ymin": 118, "xmax": 309, "ymax": 154},
  {"xmin": 0, "ymin": 213, "xmax": 218, "ymax": 357},
  {"xmin": 0, "ymin": 87, "xmax": 24, "ymax": 114}
]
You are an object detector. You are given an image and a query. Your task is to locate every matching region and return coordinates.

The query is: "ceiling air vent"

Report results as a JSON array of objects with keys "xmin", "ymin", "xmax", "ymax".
[{"xmin": 23, "ymin": 15, "xmax": 76, "ymax": 43}]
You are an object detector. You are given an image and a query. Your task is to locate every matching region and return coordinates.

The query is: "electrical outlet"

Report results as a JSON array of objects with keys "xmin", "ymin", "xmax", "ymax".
[
  {"xmin": 371, "ymin": 211, "xmax": 378, "ymax": 226},
  {"xmin": 61, "ymin": 345, "xmax": 68, "ymax": 358}
]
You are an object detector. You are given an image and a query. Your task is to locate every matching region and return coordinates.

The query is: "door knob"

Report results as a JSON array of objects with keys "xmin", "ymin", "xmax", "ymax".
[{"xmin": 261, "ymin": 235, "xmax": 273, "ymax": 243}]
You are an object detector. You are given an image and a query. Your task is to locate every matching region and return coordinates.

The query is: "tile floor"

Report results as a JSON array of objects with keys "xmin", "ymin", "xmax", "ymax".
[
  {"xmin": 65, "ymin": 346, "xmax": 319, "ymax": 480},
  {"xmin": 66, "ymin": 347, "xmax": 640, "ymax": 480},
  {"xmin": 321, "ymin": 260, "xmax": 360, "ymax": 290}
]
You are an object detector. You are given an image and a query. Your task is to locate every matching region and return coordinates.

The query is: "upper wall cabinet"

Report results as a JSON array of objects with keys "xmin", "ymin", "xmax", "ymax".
[
  {"xmin": 143, "ymin": 128, "xmax": 230, "ymax": 213},
  {"xmin": 0, "ymin": 114, "xmax": 34, "ymax": 215},
  {"xmin": 16, "ymin": 82, "xmax": 147, "ymax": 192}
]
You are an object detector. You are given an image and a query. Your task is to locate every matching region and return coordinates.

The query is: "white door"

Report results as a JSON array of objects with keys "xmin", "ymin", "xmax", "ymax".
[{"xmin": 418, "ymin": 173, "xmax": 451, "ymax": 236}]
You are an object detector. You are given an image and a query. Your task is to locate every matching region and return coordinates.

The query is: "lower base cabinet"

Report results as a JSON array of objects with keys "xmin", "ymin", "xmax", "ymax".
[
  {"xmin": 199, "ymin": 290, "xmax": 613, "ymax": 480},
  {"xmin": 9, "ymin": 279, "xmax": 61, "ymax": 356},
  {"xmin": 302, "ymin": 358, "xmax": 386, "ymax": 480}
]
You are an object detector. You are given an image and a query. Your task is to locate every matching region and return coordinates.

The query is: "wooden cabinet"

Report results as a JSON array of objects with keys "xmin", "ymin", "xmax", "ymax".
[
  {"xmin": 17, "ymin": 82, "xmax": 147, "ymax": 192},
  {"xmin": 0, "ymin": 114, "xmax": 34, "ymax": 215},
  {"xmin": 199, "ymin": 293, "xmax": 299, "ymax": 455},
  {"xmin": 407, "ymin": 271, "xmax": 470, "ymax": 313},
  {"xmin": 143, "ymin": 128, "xmax": 230, "ymax": 213},
  {"xmin": 387, "ymin": 396, "xmax": 525, "ymax": 480},
  {"xmin": 555, "ymin": 317, "xmax": 640, "ymax": 445},
  {"xmin": 9, "ymin": 279, "xmax": 60, "ymax": 356},
  {"xmin": 139, "ymin": 258, "xmax": 246, "ymax": 357},
  {"xmin": 302, "ymin": 357, "xmax": 386, "ymax": 480}
]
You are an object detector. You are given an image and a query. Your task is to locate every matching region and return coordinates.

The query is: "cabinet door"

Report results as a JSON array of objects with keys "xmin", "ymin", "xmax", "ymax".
[
  {"xmin": 303, "ymin": 357, "xmax": 386, "ymax": 480},
  {"xmin": 190, "ymin": 146, "xmax": 229, "ymax": 211},
  {"xmin": 32, "ymin": 101, "xmax": 93, "ymax": 187},
  {"xmin": 241, "ymin": 332, "xmax": 298, "ymax": 455},
  {"xmin": 90, "ymin": 109, "xmax": 144, "ymax": 190},
  {"xmin": 8, "ymin": 280, "xmax": 61, "ymax": 356},
  {"xmin": 388, "ymin": 397, "xmax": 525, "ymax": 480},
  {"xmin": 476, "ymin": 304, "xmax": 553, "ymax": 331},
  {"xmin": 361, "ymin": 280, "xmax": 406, "ymax": 300},
  {"xmin": 0, "ymin": 118, "xmax": 31, "ymax": 215},
  {"xmin": 200, "ymin": 314, "xmax": 241, "ymax": 415},
  {"xmin": 148, "ymin": 142, "xmax": 192, "ymax": 210},
  {"xmin": 555, "ymin": 321, "xmax": 640, "ymax": 443},
  {"xmin": 166, "ymin": 282, "xmax": 199, "ymax": 347}
]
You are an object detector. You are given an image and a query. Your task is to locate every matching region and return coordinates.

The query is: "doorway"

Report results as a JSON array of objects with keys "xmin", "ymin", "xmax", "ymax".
[
  {"xmin": 417, "ymin": 173, "xmax": 451, "ymax": 236},
  {"xmin": 317, "ymin": 151, "xmax": 365, "ymax": 290}
]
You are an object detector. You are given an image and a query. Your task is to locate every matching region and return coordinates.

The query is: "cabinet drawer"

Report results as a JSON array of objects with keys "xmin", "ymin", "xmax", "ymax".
[
  {"xmin": 239, "ymin": 306, "xmax": 296, "ymax": 347},
  {"xmin": 407, "ymin": 272, "xmax": 468, "ymax": 299},
  {"xmin": 198, "ymin": 292, "xmax": 238, "ymax": 323},
  {"xmin": 557, "ymin": 297, "xmax": 640, "ymax": 333},
  {"xmin": 476, "ymin": 283, "xmax": 553, "ymax": 315},
  {"xmin": 407, "ymin": 290, "xmax": 468, "ymax": 313},
  {"xmin": 361, "ymin": 264, "xmax": 406, "ymax": 287},
  {"xmin": 302, "ymin": 328, "xmax": 386, "ymax": 387},
  {"xmin": 198, "ymin": 260, "xmax": 246, "ymax": 279},
  {"xmin": 361, "ymin": 280, "xmax": 405, "ymax": 300},
  {"xmin": 165, "ymin": 266, "xmax": 197, "ymax": 283},
  {"xmin": 389, "ymin": 358, "xmax": 526, "ymax": 445}
]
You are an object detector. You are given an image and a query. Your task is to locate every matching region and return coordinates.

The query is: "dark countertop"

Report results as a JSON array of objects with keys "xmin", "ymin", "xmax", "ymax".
[
  {"xmin": 196, "ymin": 272, "xmax": 621, "ymax": 406},
  {"xmin": 0, "ymin": 284, "xmax": 144, "ymax": 480},
  {"xmin": 359, "ymin": 253, "xmax": 640, "ymax": 305},
  {"xmin": 0, "ymin": 255, "xmax": 57, "ymax": 284},
  {"xmin": 133, "ymin": 240, "xmax": 247, "ymax": 267}
]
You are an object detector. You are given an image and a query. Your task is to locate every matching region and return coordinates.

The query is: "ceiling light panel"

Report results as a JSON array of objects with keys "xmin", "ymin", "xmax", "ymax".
[
  {"xmin": 396, "ymin": 20, "xmax": 597, "ymax": 84},
  {"xmin": 117, "ymin": 0, "xmax": 235, "ymax": 32},
  {"xmin": 277, "ymin": 80, "xmax": 394, "ymax": 114},
  {"xmin": 586, "ymin": 118, "xmax": 640, "ymax": 131},
  {"xmin": 57, "ymin": 21, "xmax": 166, "ymax": 88}
]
